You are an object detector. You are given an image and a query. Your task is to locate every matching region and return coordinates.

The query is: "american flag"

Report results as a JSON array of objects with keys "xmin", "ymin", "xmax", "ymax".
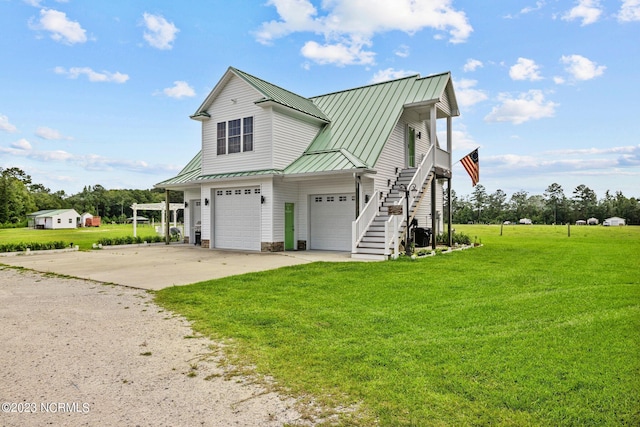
[{"xmin": 460, "ymin": 149, "xmax": 479, "ymax": 186}]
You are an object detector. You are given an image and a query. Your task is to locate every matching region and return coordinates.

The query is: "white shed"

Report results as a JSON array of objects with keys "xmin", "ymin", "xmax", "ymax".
[
  {"xmin": 603, "ymin": 217, "xmax": 626, "ymax": 226},
  {"xmin": 80, "ymin": 212, "xmax": 93, "ymax": 227},
  {"xmin": 27, "ymin": 209, "xmax": 80, "ymax": 229}
]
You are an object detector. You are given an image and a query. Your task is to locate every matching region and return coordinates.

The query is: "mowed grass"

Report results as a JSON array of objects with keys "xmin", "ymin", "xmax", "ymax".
[
  {"xmin": 154, "ymin": 225, "xmax": 640, "ymax": 426},
  {"xmin": 0, "ymin": 224, "xmax": 160, "ymax": 250}
]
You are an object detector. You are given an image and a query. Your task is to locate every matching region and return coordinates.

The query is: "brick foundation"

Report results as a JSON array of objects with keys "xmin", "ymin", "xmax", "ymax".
[
  {"xmin": 201, "ymin": 239, "xmax": 210, "ymax": 248},
  {"xmin": 297, "ymin": 240, "xmax": 307, "ymax": 250},
  {"xmin": 183, "ymin": 236, "xmax": 189, "ymax": 244}
]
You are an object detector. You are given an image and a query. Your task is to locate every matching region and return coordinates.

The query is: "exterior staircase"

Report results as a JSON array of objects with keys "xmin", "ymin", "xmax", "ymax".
[{"xmin": 352, "ymin": 168, "xmax": 434, "ymax": 259}]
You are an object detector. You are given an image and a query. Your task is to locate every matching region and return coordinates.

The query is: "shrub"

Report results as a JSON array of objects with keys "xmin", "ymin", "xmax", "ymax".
[
  {"xmin": 436, "ymin": 231, "xmax": 471, "ymax": 245},
  {"xmin": 0, "ymin": 241, "xmax": 68, "ymax": 253},
  {"xmin": 95, "ymin": 235, "xmax": 164, "ymax": 247}
]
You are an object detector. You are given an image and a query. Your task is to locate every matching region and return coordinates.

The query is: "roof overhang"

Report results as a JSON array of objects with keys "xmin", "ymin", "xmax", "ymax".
[{"xmin": 283, "ymin": 167, "xmax": 374, "ymax": 180}]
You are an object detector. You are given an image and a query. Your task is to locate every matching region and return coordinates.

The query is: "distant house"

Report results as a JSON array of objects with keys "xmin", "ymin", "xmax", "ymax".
[
  {"xmin": 27, "ymin": 209, "xmax": 80, "ymax": 229},
  {"xmin": 576, "ymin": 220, "xmax": 587, "ymax": 226},
  {"xmin": 587, "ymin": 217, "xmax": 599, "ymax": 225},
  {"xmin": 603, "ymin": 216, "xmax": 626, "ymax": 226},
  {"xmin": 519, "ymin": 218, "xmax": 532, "ymax": 225}
]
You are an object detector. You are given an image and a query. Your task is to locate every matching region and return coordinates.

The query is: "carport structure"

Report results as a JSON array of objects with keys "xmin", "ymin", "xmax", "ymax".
[{"xmin": 131, "ymin": 202, "xmax": 184, "ymax": 238}]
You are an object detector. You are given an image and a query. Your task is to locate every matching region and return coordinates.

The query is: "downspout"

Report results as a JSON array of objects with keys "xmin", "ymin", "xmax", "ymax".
[{"xmin": 354, "ymin": 173, "xmax": 361, "ymax": 219}]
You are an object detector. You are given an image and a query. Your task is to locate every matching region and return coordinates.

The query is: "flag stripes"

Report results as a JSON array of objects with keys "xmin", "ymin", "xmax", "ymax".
[{"xmin": 460, "ymin": 149, "xmax": 479, "ymax": 186}]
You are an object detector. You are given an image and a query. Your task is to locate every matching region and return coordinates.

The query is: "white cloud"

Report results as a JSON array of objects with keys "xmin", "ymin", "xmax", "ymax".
[
  {"xmin": 301, "ymin": 40, "xmax": 375, "ymax": 66},
  {"xmin": 0, "ymin": 115, "xmax": 18, "ymax": 133},
  {"xmin": 394, "ymin": 44, "xmax": 410, "ymax": 58},
  {"xmin": 370, "ymin": 68, "xmax": 418, "ymax": 83},
  {"xmin": 35, "ymin": 126, "xmax": 73, "ymax": 140},
  {"xmin": 0, "ymin": 144, "xmax": 166, "ymax": 174},
  {"xmin": 484, "ymin": 90, "xmax": 558, "ymax": 125},
  {"xmin": 618, "ymin": 0, "xmax": 640, "ymax": 22},
  {"xmin": 54, "ymin": 66, "xmax": 129, "ymax": 83},
  {"xmin": 445, "ymin": 126, "xmax": 478, "ymax": 152},
  {"xmin": 560, "ymin": 54, "xmax": 605, "ymax": 81},
  {"xmin": 562, "ymin": 0, "xmax": 602, "ymax": 26},
  {"xmin": 11, "ymin": 139, "xmax": 32, "ymax": 150},
  {"xmin": 463, "ymin": 58, "xmax": 483, "ymax": 72},
  {"xmin": 509, "ymin": 57, "xmax": 543, "ymax": 81},
  {"xmin": 142, "ymin": 13, "xmax": 179, "ymax": 50},
  {"xmin": 161, "ymin": 81, "xmax": 196, "ymax": 99},
  {"xmin": 29, "ymin": 8, "xmax": 87, "ymax": 44},
  {"xmin": 454, "ymin": 79, "xmax": 488, "ymax": 108},
  {"xmin": 257, "ymin": 0, "xmax": 472, "ymax": 66},
  {"xmin": 546, "ymin": 145, "xmax": 640, "ymax": 156},
  {"xmin": 520, "ymin": 1, "xmax": 546, "ymax": 14}
]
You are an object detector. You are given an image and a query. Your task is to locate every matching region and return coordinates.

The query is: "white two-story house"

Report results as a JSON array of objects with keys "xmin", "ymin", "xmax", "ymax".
[{"xmin": 156, "ymin": 67, "xmax": 459, "ymax": 259}]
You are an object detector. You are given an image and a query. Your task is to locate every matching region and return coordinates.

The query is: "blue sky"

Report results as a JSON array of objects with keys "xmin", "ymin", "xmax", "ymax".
[{"xmin": 1, "ymin": 0, "xmax": 638, "ymax": 199}]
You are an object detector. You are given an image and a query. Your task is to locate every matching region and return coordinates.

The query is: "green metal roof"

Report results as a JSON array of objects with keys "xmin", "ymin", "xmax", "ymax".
[
  {"xmin": 306, "ymin": 72, "xmax": 452, "ymax": 168},
  {"xmin": 284, "ymin": 149, "xmax": 368, "ymax": 175},
  {"xmin": 192, "ymin": 67, "xmax": 329, "ymax": 123},
  {"xmin": 155, "ymin": 152, "xmax": 283, "ymax": 187},
  {"xmin": 155, "ymin": 151, "xmax": 202, "ymax": 187},
  {"xmin": 196, "ymin": 169, "xmax": 283, "ymax": 181},
  {"xmin": 231, "ymin": 67, "xmax": 329, "ymax": 122},
  {"xmin": 28, "ymin": 209, "xmax": 78, "ymax": 217},
  {"xmin": 160, "ymin": 69, "xmax": 456, "ymax": 187}
]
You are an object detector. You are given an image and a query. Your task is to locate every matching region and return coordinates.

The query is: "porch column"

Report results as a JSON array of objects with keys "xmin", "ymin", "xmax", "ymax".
[
  {"xmin": 132, "ymin": 204, "xmax": 137, "ymax": 237},
  {"xmin": 165, "ymin": 190, "xmax": 170, "ymax": 244},
  {"xmin": 430, "ymin": 105, "xmax": 437, "ymax": 249},
  {"xmin": 447, "ymin": 117, "xmax": 452, "ymax": 247}
]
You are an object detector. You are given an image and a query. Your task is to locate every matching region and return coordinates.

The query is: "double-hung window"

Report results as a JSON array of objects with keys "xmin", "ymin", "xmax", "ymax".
[
  {"xmin": 243, "ymin": 117, "xmax": 253, "ymax": 152},
  {"xmin": 216, "ymin": 117, "xmax": 254, "ymax": 155},
  {"xmin": 228, "ymin": 119, "xmax": 241, "ymax": 153},
  {"xmin": 217, "ymin": 122, "xmax": 226, "ymax": 155}
]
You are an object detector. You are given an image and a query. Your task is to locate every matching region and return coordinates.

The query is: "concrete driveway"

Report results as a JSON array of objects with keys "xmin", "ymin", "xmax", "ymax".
[{"xmin": 0, "ymin": 244, "xmax": 358, "ymax": 290}]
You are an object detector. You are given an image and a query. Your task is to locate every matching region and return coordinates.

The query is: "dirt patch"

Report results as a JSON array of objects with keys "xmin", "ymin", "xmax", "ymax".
[{"xmin": 0, "ymin": 267, "xmax": 318, "ymax": 426}]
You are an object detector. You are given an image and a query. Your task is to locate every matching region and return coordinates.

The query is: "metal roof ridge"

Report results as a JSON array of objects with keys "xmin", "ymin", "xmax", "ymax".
[
  {"xmin": 230, "ymin": 67, "xmax": 310, "ymax": 103},
  {"xmin": 309, "ymin": 73, "xmax": 421, "ymax": 99}
]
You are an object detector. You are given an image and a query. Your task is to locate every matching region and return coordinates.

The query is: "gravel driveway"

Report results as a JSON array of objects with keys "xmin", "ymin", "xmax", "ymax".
[{"xmin": 0, "ymin": 266, "xmax": 322, "ymax": 426}]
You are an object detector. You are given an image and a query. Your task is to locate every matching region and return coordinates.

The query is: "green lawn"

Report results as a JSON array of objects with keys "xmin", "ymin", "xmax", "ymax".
[
  {"xmin": 0, "ymin": 224, "xmax": 163, "ymax": 251},
  {"xmin": 155, "ymin": 225, "xmax": 640, "ymax": 426}
]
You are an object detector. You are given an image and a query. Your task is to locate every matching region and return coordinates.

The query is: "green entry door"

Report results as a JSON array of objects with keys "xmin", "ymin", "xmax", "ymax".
[
  {"xmin": 408, "ymin": 127, "xmax": 416, "ymax": 167},
  {"xmin": 285, "ymin": 203, "xmax": 294, "ymax": 250}
]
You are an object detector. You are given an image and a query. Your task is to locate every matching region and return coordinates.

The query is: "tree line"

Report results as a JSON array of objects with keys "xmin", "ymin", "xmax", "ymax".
[
  {"xmin": 0, "ymin": 167, "xmax": 182, "ymax": 228},
  {"xmin": 448, "ymin": 183, "xmax": 640, "ymax": 225}
]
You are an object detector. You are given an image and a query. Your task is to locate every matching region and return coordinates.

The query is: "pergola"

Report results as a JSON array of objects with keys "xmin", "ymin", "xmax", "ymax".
[{"xmin": 131, "ymin": 202, "xmax": 184, "ymax": 238}]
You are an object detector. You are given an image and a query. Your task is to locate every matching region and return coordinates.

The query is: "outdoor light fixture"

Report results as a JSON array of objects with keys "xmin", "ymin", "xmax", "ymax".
[
  {"xmin": 261, "ymin": 196, "xmax": 265, "ymax": 204},
  {"xmin": 417, "ymin": 131, "xmax": 421, "ymax": 139},
  {"xmin": 184, "ymin": 201, "xmax": 189, "ymax": 208},
  {"xmin": 398, "ymin": 183, "xmax": 418, "ymax": 256},
  {"xmin": 204, "ymin": 198, "xmax": 209, "ymax": 206}
]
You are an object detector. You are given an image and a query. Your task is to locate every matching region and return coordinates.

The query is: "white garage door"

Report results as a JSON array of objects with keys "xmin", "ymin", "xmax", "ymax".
[
  {"xmin": 309, "ymin": 194, "xmax": 355, "ymax": 251},
  {"xmin": 214, "ymin": 187, "xmax": 261, "ymax": 250}
]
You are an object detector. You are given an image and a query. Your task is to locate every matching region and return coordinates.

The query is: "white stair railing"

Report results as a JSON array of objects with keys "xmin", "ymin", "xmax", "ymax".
[
  {"xmin": 384, "ymin": 145, "xmax": 435, "ymax": 255},
  {"xmin": 352, "ymin": 191, "xmax": 380, "ymax": 253}
]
